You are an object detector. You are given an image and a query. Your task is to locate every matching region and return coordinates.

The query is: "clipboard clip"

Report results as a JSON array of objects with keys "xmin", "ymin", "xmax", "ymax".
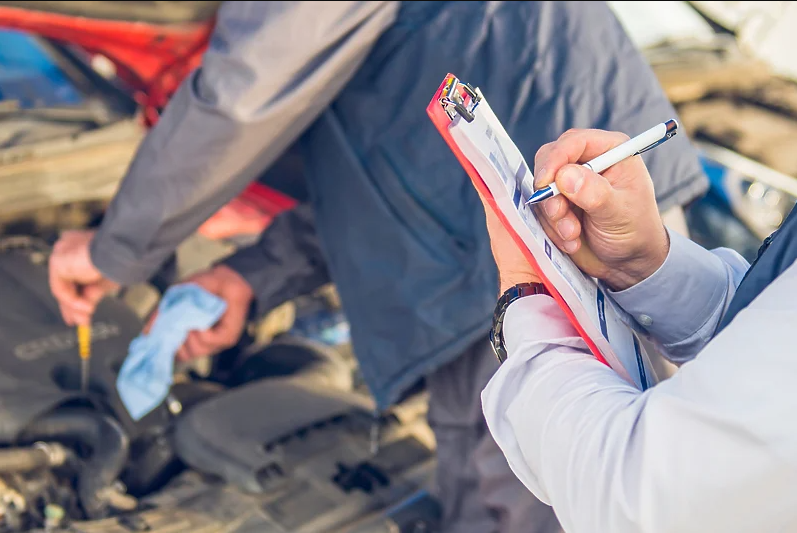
[{"xmin": 440, "ymin": 76, "xmax": 483, "ymax": 123}]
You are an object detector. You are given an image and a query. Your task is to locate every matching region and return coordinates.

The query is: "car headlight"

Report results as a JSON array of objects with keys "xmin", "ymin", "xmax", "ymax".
[{"xmin": 698, "ymin": 141, "xmax": 797, "ymax": 239}]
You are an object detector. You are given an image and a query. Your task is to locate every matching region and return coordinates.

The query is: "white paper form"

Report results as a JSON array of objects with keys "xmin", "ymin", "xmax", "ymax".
[{"xmin": 450, "ymin": 100, "xmax": 654, "ymax": 390}]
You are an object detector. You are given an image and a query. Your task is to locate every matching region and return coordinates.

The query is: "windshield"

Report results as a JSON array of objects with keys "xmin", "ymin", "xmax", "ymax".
[{"xmin": 0, "ymin": 29, "xmax": 83, "ymax": 109}]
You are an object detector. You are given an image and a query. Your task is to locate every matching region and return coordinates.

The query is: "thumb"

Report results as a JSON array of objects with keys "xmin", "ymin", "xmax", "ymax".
[
  {"xmin": 554, "ymin": 165, "xmax": 616, "ymax": 219},
  {"xmin": 81, "ymin": 282, "xmax": 110, "ymax": 307}
]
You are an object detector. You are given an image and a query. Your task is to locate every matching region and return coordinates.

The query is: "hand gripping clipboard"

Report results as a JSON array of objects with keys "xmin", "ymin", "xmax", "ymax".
[{"xmin": 427, "ymin": 74, "xmax": 655, "ymax": 390}]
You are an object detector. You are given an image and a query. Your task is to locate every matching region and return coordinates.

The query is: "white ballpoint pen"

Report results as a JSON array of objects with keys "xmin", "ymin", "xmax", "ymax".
[{"xmin": 525, "ymin": 119, "xmax": 679, "ymax": 205}]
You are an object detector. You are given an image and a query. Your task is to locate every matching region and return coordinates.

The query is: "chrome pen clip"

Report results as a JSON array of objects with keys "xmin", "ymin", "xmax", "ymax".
[
  {"xmin": 634, "ymin": 119, "xmax": 678, "ymax": 156},
  {"xmin": 440, "ymin": 76, "xmax": 483, "ymax": 123}
]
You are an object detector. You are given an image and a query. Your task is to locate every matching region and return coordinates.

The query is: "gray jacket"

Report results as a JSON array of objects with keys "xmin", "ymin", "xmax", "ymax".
[{"xmin": 91, "ymin": 1, "xmax": 707, "ymax": 409}]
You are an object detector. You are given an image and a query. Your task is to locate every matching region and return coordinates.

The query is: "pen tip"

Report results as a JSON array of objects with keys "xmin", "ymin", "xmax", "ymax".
[
  {"xmin": 525, "ymin": 189, "xmax": 548, "ymax": 205},
  {"xmin": 665, "ymin": 119, "xmax": 678, "ymax": 135}
]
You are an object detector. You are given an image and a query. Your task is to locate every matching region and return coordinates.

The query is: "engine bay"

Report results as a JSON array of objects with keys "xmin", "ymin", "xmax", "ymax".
[{"xmin": 0, "ymin": 238, "xmax": 438, "ymax": 533}]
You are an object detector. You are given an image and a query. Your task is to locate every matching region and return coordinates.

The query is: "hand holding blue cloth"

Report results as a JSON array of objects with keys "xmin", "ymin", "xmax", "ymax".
[{"xmin": 117, "ymin": 283, "xmax": 227, "ymax": 420}]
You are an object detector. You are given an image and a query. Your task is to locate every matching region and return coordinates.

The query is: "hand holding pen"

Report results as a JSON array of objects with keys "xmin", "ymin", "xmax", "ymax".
[
  {"xmin": 527, "ymin": 120, "xmax": 678, "ymax": 205},
  {"xmin": 529, "ymin": 126, "xmax": 674, "ymax": 290}
]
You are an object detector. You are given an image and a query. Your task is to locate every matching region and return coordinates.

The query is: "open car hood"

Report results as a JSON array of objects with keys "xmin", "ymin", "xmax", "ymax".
[
  {"xmin": 0, "ymin": 0, "xmax": 296, "ymax": 239},
  {"xmin": 0, "ymin": 1, "xmax": 221, "ymax": 24},
  {"xmin": 0, "ymin": 1, "xmax": 218, "ymax": 125}
]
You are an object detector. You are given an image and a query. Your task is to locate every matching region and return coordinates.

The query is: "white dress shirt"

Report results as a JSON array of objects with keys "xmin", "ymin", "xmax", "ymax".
[{"xmin": 482, "ymin": 230, "xmax": 797, "ymax": 533}]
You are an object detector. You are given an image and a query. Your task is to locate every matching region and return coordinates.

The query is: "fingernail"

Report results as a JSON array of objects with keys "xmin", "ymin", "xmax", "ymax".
[
  {"xmin": 557, "ymin": 218, "xmax": 575, "ymax": 239},
  {"xmin": 560, "ymin": 167, "xmax": 584, "ymax": 195},
  {"xmin": 543, "ymin": 198, "xmax": 559, "ymax": 218},
  {"xmin": 534, "ymin": 168, "xmax": 547, "ymax": 188},
  {"xmin": 563, "ymin": 240, "xmax": 579, "ymax": 253}
]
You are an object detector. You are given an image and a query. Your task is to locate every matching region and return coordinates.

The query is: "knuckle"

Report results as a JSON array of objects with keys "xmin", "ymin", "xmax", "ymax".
[
  {"xmin": 588, "ymin": 190, "xmax": 609, "ymax": 211},
  {"xmin": 548, "ymin": 141, "xmax": 570, "ymax": 165},
  {"xmin": 548, "ymin": 145, "xmax": 567, "ymax": 163},
  {"xmin": 567, "ymin": 214, "xmax": 582, "ymax": 234},
  {"xmin": 534, "ymin": 144, "xmax": 551, "ymax": 164},
  {"xmin": 190, "ymin": 271, "xmax": 211, "ymax": 284},
  {"xmin": 615, "ymin": 132, "xmax": 631, "ymax": 143},
  {"xmin": 544, "ymin": 197, "xmax": 564, "ymax": 219}
]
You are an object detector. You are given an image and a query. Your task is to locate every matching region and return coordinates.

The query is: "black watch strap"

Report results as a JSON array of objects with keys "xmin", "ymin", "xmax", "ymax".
[{"xmin": 490, "ymin": 282, "xmax": 550, "ymax": 363}]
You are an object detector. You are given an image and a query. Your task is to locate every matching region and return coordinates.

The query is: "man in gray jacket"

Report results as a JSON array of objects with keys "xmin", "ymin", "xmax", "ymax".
[{"xmin": 48, "ymin": 2, "xmax": 707, "ymax": 532}]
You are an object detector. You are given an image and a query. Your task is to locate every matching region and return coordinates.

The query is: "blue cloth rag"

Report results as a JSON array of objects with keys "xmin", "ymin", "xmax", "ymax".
[{"xmin": 117, "ymin": 283, "xmax": 227, "ymax": 421}]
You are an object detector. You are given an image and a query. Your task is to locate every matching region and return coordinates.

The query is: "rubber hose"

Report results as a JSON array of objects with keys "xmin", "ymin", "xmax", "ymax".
[
  {"xmin": 19, "ymin": 409, "xmax": 130, "ymax": 519},
  {"xmin": 0, "ymin": 447, "xmax": 55, "ymax": 473}
]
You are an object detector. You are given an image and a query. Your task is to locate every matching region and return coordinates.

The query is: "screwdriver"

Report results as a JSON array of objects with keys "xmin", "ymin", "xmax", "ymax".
[{"xmin": 77, "ymin": 324, "xmax": 92, "ymax": 394}]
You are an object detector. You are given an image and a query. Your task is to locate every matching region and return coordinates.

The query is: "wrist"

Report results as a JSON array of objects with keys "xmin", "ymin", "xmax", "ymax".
[
  {"xmin": 499, "ymin": 271, "xmax": 543, "ymax": 295},
  {"xmin": 604, "ymin": 226, "xmax": 670, "ymax": 291},
  {"xmin": 213, "ymin": 265, "xmax": 255, "ymax": 301},
  {"xmin": 491, "ymin": 281, "xmax": 550, "ymax": 363}
]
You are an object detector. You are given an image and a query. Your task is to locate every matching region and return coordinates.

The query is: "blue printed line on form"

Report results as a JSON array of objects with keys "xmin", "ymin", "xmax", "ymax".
[{"xmin": 596, "ymin": 289, "xmax": 609, "ymax": 341}]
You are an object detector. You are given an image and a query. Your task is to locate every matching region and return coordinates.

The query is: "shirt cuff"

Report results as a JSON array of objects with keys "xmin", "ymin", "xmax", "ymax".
[
  {"xmin": 90, "ymin": 230, "xmax": 158, "ymax": 285},
  {"xmin": 503, "ymin": 295, "xmax": 581, "ymax": 356},
  {"xmin": 221, "ymin": 248, "xmax": 278, "ymax": 318},
  {"xmin": 608, "ymin": 229, "xmax": 728, "ymax": 347}
]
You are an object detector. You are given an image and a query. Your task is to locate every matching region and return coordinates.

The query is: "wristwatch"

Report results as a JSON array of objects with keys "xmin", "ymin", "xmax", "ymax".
[{"xmin": 490, "ymin": 282, "xmax": 551, "ymax": 363}]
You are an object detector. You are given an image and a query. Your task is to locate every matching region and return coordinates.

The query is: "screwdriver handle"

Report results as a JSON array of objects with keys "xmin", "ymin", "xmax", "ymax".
[
  {"xmin": 77, "ymin": 325, "xmax": 91, "ymax": 394},
  {"xmin": 77, "ymin": 325, "xmax": 91, "ymax": 360}
]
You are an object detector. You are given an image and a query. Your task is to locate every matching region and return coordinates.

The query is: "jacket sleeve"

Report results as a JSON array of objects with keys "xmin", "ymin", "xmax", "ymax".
[
  {"xmin": 222, "ymin": 203, "xmax": 331, "ymax": 317},
  {"xmin": 608, "ymin": 230, "xmax": 750, "ymax": 364},
  {"xmin": 90, "ymin": 1, "xmax": 399, "ymax": 284}
]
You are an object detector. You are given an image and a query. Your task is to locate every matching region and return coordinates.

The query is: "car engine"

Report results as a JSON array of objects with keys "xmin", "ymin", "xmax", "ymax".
[
  {"xmin": 0, "ymin": 237, "xmax": 439, "ymax": 533},
  {"xmin": 0, "ymin": 236, "xmax": 189, "ymax": 531}
]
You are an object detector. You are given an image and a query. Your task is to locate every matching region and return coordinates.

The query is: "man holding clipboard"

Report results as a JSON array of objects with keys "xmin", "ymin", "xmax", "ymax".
[{"xmin": 480, "ymin": 127, "xmax": 796, "ymax": 533}]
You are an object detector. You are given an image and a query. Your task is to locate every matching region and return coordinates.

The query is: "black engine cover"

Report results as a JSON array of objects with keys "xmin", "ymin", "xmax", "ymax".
[{"xmin": 0, "ymin": 241, "xmax": 154, "ymax": 440}]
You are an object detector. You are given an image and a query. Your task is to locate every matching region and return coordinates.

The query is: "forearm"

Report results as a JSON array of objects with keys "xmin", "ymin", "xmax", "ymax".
[
  {"xmin": 483, "ymin": 274, "xmax": 797, "ymax": 532},
  {"xmin": 91, "ymin": 1, "xmax": 398, "ymax": 284},
  {"xmin": 222, "ymin": 203, "xmax": 331, "ymax": 317}
]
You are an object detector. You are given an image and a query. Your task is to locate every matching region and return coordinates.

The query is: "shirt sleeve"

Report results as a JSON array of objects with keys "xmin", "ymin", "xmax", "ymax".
[
  {"xmin": 221, "ymin": 203, "xmax": 331, "ymax": 317},
  {"xmin": 483, "ymin": 263, "xmax": 797, "ymax": 532},
  {"xmin": 608, "ymin": 229, "xmax": 750, "ymax": 363},
  {"xmin": 90, "ymin": 1, "xmax": 399, "ymax": 284}
]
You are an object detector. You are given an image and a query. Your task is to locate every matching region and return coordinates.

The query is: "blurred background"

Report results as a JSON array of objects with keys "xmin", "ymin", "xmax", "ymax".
[
  {"xmin": 3, "ymin": 2, "xmax": 796, "ymax": 290},
  {"xmin": 610, "ymin": 1, "xmax": 797, "ymax": 261}
]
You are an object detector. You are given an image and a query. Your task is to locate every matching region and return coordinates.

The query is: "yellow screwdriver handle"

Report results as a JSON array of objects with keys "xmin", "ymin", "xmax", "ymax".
[{"xmin": 77, "ymin": 325, "xmax": 92, "ymax": 360}]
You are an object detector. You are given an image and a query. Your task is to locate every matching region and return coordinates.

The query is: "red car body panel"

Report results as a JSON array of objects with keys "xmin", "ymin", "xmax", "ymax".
[{"xmin": 0, "ymin": 5, "xmax": 296, "ymax": 238}]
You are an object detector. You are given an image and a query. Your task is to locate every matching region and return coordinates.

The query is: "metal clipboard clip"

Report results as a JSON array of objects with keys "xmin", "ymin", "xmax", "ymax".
[{"xmin": 440, "ymin": 76, "xmax": 483, "ymax": 123}]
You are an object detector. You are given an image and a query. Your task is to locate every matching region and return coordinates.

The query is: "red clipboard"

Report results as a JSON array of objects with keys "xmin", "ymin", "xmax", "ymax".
[{"xmin": 426, "ymin": 73, "xmax": 609, "ymax": 368}]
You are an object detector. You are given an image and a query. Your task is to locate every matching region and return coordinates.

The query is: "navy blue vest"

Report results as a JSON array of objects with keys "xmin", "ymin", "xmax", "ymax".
[
  {"xmin": 719, "ymin": 205, "xmax": 797, "ymax": 332},
  {"xmin": 301, "ymin": 1, "xmax": 707, "ymax": 409}
]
